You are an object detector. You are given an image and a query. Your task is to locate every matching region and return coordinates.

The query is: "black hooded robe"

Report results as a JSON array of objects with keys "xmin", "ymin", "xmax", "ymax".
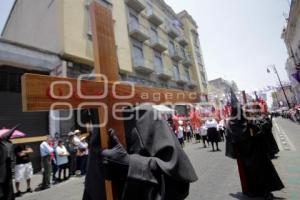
[
  {"xmin": 122, "ymin": 106, "xmax": 198, "ymax": 200},
  {"xmin": 0, "ymin": 137, "xmax": 15, "ymax": 200},
  {"xmin": 226, "ymin": 119, "xmax": 284, "ymax": 197},
  {"xmin": 83, "ymin": 106, "xmax": 198, "ymax": 200}
]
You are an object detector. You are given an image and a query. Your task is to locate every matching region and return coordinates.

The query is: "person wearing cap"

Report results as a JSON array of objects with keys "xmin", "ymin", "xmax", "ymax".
[
  {"xmin": 77, "ymin": 136, "xmax": 88, "ymax": 175},
  {"xmin": 66, "ymin": 132, "xmax": 77, "ymax": 177}
]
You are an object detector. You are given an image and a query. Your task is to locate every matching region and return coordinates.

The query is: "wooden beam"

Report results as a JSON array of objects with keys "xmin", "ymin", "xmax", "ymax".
[{"xmin": 21, "ymin": 73, "xmax": 200, "ymax": 112}]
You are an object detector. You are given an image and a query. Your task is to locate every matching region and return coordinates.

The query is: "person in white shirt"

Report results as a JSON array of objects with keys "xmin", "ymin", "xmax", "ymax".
[
  {"xmin": 205, "ymin": 118, "xmax": 221, "ymax": 151},
  {"xmin": 78, "ymin": 137, "xmax": 88, "ymax": 175},
  {"xmin": 39, "ymin": 136, "xmax": 54, "ymax": 189},
  {"xmin": 200, "ymin": 125, "xmax": 208, "ymax": 148},
  {"xmin": 177, "ymin": 121, "xmax": 184, "ymax": 147},
  {"xmin": 56, "ymin": 140, "xmax": 69, "ymax": 181}
]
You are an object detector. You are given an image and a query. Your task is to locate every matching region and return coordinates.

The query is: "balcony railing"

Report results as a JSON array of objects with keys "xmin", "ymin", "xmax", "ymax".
[
  {"xmin": 175, "ymin": 76, "xmax": 188, "ymax": 85},
  {"xmin": 133, "ymin": 56, "xmax": 154, "ymax": 74},
  {"xmin": 155, "ymin": 65, "xmax": 172, "ymax": 80},
  {"xmin": 128, "ymin": 21, "xmax": 149, "ymax": 42},
  {"xmin": 187, "ymin": 80, "xmax": 198, "ymax": 88},
  {"xmin": 182, "ymin": 54, "xmax": 193, "ymax": 66},
  {"xmin": 149, "ymin": 35, "xmax": 168, "ymax": 52},
  {"xmin": 146, "ymin": 8, "xmax": 163, "ymax": 26},
  {"xmin": 125, "ymin": 0, "xmax": 146, "ymax": 13},
  {"xmin": 169, "ymin": 48, "xmax": 183, "ymax": 61},
  {"xmin": 177, "ymin": 35, "xmax": 188, "ymax": 46},
  {"xmin": 166, "ymin": 23, "xmax": 180, "ymax": 38}
]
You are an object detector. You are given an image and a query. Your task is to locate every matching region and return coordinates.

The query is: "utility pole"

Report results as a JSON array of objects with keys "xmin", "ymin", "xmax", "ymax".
[{"xmin": 267, "ymin": 65, "xmax": 292, "ymax": 109}]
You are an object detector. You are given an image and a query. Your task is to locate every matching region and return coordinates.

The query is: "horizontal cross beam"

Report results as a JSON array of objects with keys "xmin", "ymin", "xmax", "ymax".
[{"xmin": 22, "ymin": 73, "xmax": 201, "ymax": 112}]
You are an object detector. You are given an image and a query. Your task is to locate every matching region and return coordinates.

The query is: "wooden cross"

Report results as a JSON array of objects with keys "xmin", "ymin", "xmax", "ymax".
[{"xmin": 21, "ymin": 2, "xmax": 201, "ymax": 200}]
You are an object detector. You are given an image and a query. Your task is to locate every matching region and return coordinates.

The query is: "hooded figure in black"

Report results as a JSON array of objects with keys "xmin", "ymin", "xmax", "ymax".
[
  {"xmin": 225, "ymin": 90, "xmax": 284, "ymax": 199},
  {"xmin": 259, "ymin": 116, "xmax": 279, "ymax": 159},
  {"xmin": 83, "ymin": 105, "xmax": 198, "ymax": 200},
  {"xmin": 0, "ymin": 125, "xmax": 19, "ymax": 200}
]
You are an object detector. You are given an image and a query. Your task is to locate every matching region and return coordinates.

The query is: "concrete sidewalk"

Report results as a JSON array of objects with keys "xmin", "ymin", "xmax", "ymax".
[{"xmin": 15, "ymin": 174, "xmax": 85, "ymax": 200}]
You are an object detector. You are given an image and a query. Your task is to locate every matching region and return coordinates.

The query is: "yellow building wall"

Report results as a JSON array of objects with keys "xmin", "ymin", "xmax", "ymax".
[
  {"xmin": 63, "ymin": 0, "xmax": 93, "ymax": 65},
  {"xmin": 180, "ymin": 16, "xmax": 206, "ymax": 93},
  {"xmin": 113, "ymin": 0, "xmax": 133, "ymax": 73}
]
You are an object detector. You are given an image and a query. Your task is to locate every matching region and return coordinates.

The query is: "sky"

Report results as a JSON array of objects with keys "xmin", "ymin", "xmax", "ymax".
[
  {"xmin": 0, "ymin": 0, "xmax": 291, "ymax": 93},
  {"xmin": 165, "ymin": 0, "xmax": 291, "ymax": 92}
]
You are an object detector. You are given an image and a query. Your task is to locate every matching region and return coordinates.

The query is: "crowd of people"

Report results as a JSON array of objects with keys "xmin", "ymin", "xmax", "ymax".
[
  {"xmin": 2, "ymin": 98, "xmax": 285, "ymax": 200},
  {"xmin": 13, "ymin": 129, "xmax": 89, "ymax": 197},
  {"xmin": 169, "ymin": 115, "xmax": 226, "ymax": 152}
]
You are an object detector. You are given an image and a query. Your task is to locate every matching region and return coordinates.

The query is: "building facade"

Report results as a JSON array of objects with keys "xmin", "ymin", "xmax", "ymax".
[
  {"xmin": 271, "ymin": 85, "xmax": 297, "ymax": 109},
  {"xmin": 2, "ymin": 0, "xmax": 208, "ymax": 97},
  {"xmin": 282, "ymin": 0, "xmax": 300, "ymax": 104},
  {"xmin": 0, "ymin": 38, "xmax": 63, "ymax": 171}
]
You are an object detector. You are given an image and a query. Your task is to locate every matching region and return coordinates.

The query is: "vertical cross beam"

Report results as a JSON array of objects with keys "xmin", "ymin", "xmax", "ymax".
[{"xmin": 90, "ymin": 2, "xmax": 125, "ymax": 200}]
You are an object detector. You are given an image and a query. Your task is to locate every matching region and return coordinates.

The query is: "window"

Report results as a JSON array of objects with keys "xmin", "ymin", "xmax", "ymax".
[
  {"xmin": 181, "ymin": 47, "xmax": 186, "ymax": 58},
  {"xmin": 133, "ymin": 44, "xmax": 143, "ymax": 59},
  {"xmin": 191, "ymin": 30, "xmax": 199, "ymax": 48},
  {"xmin": 184, "ymin": 67, "xmax": 191, "ymax": 81},
  {"xmin": 172, "ymin": 63, "xmax": 180, "ymax": 80},
  {"xmin": 169, "ymin": 40, "xmax": 175, "ymax": 53},
  {"xmin": 154, "ymin": 52, "xmax": 163, "ymax": 72},
  {"xmin": 129, "ymin": 13, "xmax": 139, "ymax": 24},
  {"xmin": 150, "ymin": 26, "xmax": 157, "ymax": 39}
]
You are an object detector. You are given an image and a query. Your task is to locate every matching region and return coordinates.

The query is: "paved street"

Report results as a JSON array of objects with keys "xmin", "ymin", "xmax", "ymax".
[{"xmin": 16, "ymin": 117, "xmax": 299, "ymax": 200}]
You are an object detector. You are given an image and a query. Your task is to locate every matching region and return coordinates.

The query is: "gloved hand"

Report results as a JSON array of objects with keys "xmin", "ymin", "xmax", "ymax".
[{"xmin": 101, "ymin": 129, "xmax": 129, "ymax": 180}]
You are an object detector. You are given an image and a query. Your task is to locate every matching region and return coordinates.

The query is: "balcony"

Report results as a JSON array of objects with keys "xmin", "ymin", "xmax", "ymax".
[
  {"xmin": 149, "ymin": 36, "xmax": 167, "ymax": 52},
  {"xmin": 155, "ymin": 66, "xmax": 172, "ymax": 80},
  {"xmin": 175, "ymin": 76, "xmax": 188, "ymax": 85},
  {"xmin": 133, "ymin": 57, "xmax": 154, "ymax": 74},
  {"xmin": 187, "ymin": 80, "xmax": 198, "ymax": 88},
  {"xmin": 169, "ymin": 48, "xmax": 183, "ymax": 61},
  {"xmin": 128, "ymin": 21, "xmax": 149, "ymax": 42},
  {"xmin": 146, "ymin": 9, "xmax": 163, "ymax": 26},
  {"xmin": 166, "ymin": 24, "xmax": 180, "ymax": 38},
  {"xmin": 125, "ymin": 0, "xmax": 146, "ymax": 13},
  {"xmin": 177, "ymin": 35, "xmax": 188, "ymax": 46},
  {"xmin": 182, "ymin": 54, "xmax": 193, "ymax": 66}
]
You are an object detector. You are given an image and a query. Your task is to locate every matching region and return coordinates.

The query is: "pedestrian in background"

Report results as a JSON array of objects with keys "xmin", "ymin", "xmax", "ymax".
[
  {"xmin": 49, "ymin": 138, "xmax": 58, "ymax": 184},
  {"xmin": 200, "ymin": 124, "xmax": 208, "ymax": 148},
  {"xmin": 39, "ymin": 136, "xmax": 54, "ymax": 190},
  {"xmin": 205, "ymin": 117, "xmax": 221, "ymax": 151},
  {"xmin": 66, "ymin": 132, "xmax": 77, "ymax": 177},
  {"xmin": 177, "ymin": 121, "xmax": 184, "ymax": 147},
  {"xmin": 56, "ymin": 140, "xmax": 69, "ymax": 181},
  {"xmin": 77, "ymin": 137, "xmax": 88, "ymax": 175},
  {"xmin": 14, "ymin": 144, "xmax": 33, "ymax": 197}
]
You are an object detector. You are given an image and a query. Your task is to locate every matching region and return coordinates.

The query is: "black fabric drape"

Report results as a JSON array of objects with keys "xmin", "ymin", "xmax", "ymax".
[{"xmin": 122, "ymin": 106, "xmax": 197, "ymax": 200}]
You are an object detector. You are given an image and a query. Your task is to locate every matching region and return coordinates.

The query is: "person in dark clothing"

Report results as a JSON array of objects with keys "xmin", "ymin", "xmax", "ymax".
[
  {"xmin": 0, "ymin": 125, "xmax": 19, "ymax": 200},
  {"xmin": 66, "ymin": 135, "xmax": 77, "ymax": 177},
  {"xmin": 205, "ymin": 118, "xmax": 221, "ymax": 151},
  {"xmin": 83, "ymin": 106, "xmax": 198, "ymax": 200},
  {"xmin": 82, "ymin": 109, "xmax": 106, "ymax": 200},
  {"xmin": 14, "ymin": 144, "xmax": 33, "ymax": 197},
  {"xmin": 225, "ymin": 89, "xmax": 284, "ymax": 200},
  {"xmin": 260, "ymin": 116, "xmax": 279, "ymax": 159},
  {"xmin": 103, "ymin": 106, "xmax": 198, "ymax": 200}
]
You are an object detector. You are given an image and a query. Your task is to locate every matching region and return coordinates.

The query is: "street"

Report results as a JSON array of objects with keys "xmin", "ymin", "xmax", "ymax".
[{"xmin": 16, "ymin": 117, "xmax": 299, "ymax": 200}]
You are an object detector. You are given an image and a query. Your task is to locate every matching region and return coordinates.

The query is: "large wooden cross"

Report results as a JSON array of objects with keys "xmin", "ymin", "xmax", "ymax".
[{"xmin": 21, "ymin": 2, "xmax": 200, "ymax": 200}]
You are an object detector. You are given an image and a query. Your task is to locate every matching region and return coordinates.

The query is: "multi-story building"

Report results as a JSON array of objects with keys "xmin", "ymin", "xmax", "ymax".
[
  {"xmin": 271, "ymin": 85, "xmax": 297, "ymax": 109},
  {"xmin": 1, "ymin": 0, "xmax": 209, "ymax": 138},
  {"xmin": 281, "ymin": 0, "xmax": 300, "ymax": 104},
  {"xmin": 2, "ymin": 0, "xmax": 208, "ymax": 95}
]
